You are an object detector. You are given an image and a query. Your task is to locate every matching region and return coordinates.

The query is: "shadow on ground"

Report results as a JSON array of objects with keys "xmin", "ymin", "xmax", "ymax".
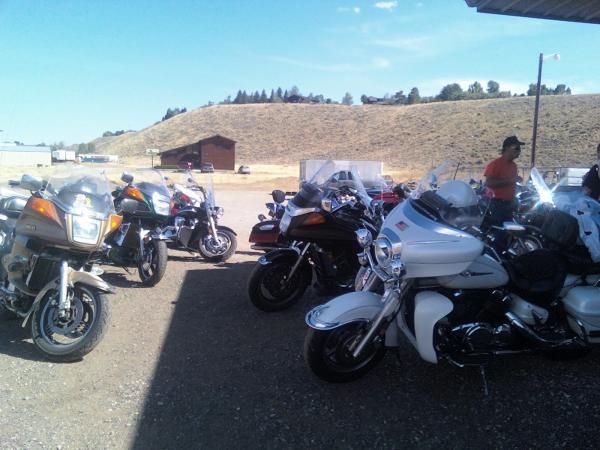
[{"xmin": 132, "ymin": 261, "xmax": 600, "ymax": 449}]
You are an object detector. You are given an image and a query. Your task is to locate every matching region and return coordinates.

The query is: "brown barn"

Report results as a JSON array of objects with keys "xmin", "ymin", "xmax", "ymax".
[{"xmin": 159, "ymin": 135, "xmax": 236, "ymax": 170}]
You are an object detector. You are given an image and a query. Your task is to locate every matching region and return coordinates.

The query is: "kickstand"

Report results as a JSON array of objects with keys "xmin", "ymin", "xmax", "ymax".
[
  {"xmin": 479, "ymin": 365, "xmax": 490, "ymax": 397},
  {"xmin": 122, "ymin": 266, "xmax": 132, "ymax": 274}
]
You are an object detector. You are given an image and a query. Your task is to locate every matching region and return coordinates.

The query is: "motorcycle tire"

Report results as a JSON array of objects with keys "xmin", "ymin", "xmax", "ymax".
[
  {"xmin": 247, "ymin": 258, "xmax": 311, "ymax": 312},
  {"xmin": 198, "ymin": 229, "xmax": 237, "ymax": 262},
  {"xmin": 304, "ymin": 321, "xmax": 386, "ymax": 383},
  {"xmin": 137, "ymin": 239, "xmax": 168, "ymax": 287},
  {"xmin": 31, "ymin": 285, "xmax": 111, "ymax": 362}
]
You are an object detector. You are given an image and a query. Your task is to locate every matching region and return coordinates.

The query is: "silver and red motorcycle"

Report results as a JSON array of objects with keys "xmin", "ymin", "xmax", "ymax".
[
  {"xmin": 0, "ymin": 166, "xmax": 120, "ymax": 361},
  {"xmin": 304, "ymin": 162, "xmax": 600, "ymax": 385}
]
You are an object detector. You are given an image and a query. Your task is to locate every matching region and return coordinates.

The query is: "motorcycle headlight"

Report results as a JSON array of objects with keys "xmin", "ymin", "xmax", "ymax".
[
  {"xmin": 213, "ymin": 206, "xmax": 224, "ymax": 218},
  {"xmin": 72, "ymin": 216, "xmax": 101, "ymax": 244},
  {"xmin": 152, "ymin": 192, "xmax": 171, "ymax": 217}
]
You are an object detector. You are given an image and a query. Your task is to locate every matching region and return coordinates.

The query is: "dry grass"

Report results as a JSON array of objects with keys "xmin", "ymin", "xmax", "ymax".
[{"xmin": 95, "ymin": 95, "xmax": 600, "ymax": 177}]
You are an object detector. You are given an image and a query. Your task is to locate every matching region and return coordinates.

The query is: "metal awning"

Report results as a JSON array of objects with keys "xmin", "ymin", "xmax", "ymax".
[{"xmin": 465, "ymin": 0, "xmax": 600, "ymax": 25}]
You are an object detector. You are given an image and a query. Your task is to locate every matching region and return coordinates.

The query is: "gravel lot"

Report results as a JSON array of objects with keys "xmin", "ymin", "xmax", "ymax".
[{"xmin": 1, "ymin": 190, "xmax": 600, "ymax": 449}]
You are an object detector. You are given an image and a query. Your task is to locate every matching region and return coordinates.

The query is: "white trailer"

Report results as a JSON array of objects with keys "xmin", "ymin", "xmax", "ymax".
[
  {"xmin": 52, "ymin": 150, "xmax": 77, "ymax": 162},
  {"xmin": 299, "ymin": 159, "xmax": 384, "ymax": 188}
]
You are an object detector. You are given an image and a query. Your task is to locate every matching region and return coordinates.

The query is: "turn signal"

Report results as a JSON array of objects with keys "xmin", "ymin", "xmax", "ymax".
[
  {"xmin": 108, "ymin": 214, "xmax": 123, "ymax": 234},
  {"xmin": 28, "ymin": 197, "xmax": 62, "ymax": 226},
  {"xmin": 125, "ymin": 186, "xmax": 145, "ymax": 202},
  {"xmin": 301, "ymin": 213, "xmax": 326, "ymax": 226}
]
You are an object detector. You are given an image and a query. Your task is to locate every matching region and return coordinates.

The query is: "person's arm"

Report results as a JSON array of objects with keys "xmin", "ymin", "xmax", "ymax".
[{"xmin": 485, "ymin": 175, "xmax": 516, "ymax": 188}]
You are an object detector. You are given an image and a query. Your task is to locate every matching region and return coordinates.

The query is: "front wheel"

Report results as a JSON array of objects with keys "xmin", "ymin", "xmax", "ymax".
[
  {"xmin": 247, "ymin": 258, "xmax": 311, "ymax": 311},
  {"xmin": 304, "ymin": 321, "xmax": 387, "ymax": 383},
  {"xmin": 31, "ymin": 285, "xmax": 111, "ymax": 362},
  {"xmin": 198, "ymin": 229, "xmax": 237, "ymax": 262},
  {"xmin": 137, "ymin": 239, "xmax": 168, "ymax": 286}
]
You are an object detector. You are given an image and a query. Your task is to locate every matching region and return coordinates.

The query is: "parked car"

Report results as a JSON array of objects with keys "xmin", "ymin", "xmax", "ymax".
[
  {"xmin": 201, "ymin": 162, "xmax": 215, "ymax": 173},
  {"xmin": 238, "ymin": 165, "xmax": 251, "ymax": 175}
]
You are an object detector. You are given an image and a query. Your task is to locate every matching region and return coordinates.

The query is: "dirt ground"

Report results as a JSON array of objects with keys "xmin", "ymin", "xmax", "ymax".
[{"xmin": 2, "ymin": 187, "xmax": 600, "ymax": 449}]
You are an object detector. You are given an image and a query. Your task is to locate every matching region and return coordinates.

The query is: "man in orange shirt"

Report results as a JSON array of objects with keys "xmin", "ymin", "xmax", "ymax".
[{"xmin": 483, "ymin": 135, "xmax": 524, "ymax": 226}]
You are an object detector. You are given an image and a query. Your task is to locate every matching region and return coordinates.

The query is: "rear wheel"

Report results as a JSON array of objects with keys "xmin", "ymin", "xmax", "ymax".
[
  {"xmin": 31, "ymin": 285, "xmax": 111, "ymax": 362},
  {"xmin": 138, "ymin": 239, "xmax": 168, "ymax": 286},
  {"xmin": 304, "ymin": 321, "xmax": 387, "ymax": 382},
  {"xmin": 248, "ymin": 258, "xmax": 311, "ymax": 311}
]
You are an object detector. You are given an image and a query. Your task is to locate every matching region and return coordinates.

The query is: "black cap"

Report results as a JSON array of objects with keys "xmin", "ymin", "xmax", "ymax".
[{"xmin": 503, "ymin": 135, "xmax": 525, "ymax": 149}]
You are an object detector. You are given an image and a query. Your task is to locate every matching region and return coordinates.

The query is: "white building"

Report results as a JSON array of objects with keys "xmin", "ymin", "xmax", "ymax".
[{"xmin": 0, "ymin": 143, "xmax": 52, "ymax": 166}]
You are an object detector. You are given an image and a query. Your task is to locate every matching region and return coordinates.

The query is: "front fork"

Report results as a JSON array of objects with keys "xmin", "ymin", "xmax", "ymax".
[
  {"xmin": 352, "ymin": 280, "xmax": 406, "ymax": 358},
  {"xmin": 57, "ymin": 260, "xmax": 71, "ymax": 317},
  {"xmin": 284, "ymin": 242, "xmax": 311, "ymax": 283}
]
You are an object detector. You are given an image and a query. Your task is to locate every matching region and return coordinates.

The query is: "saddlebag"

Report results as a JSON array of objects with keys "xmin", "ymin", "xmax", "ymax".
[{"xmin": 563, "ymin": 286, "xmax": 600, "ymax": 343}]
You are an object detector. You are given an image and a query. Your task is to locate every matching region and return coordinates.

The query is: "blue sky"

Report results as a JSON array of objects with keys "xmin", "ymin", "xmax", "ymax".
[{"xmin": 1, "ymin": 0, "xmax": 600, "ymax": 145}]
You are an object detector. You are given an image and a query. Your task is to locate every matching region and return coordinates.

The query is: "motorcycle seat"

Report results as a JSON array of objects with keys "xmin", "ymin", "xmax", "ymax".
[
  {"xmin": 0, "ymin": 196, "xmax": 27, "ymax": 219},
  {"xmin": 562, "ymin": 245, "xmax": 600, "ymax": 275},
  {"xmin": 505, "ymin": 249, "xmax": 567, "ymax": 304}
]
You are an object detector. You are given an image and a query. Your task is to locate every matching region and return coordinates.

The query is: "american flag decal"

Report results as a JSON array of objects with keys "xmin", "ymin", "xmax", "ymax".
[{"xmin": 396, "ymin": 221, "xmax": 409, "ymax": 231}]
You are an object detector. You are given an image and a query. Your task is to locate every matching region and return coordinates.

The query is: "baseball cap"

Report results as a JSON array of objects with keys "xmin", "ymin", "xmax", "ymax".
[{"xmin": 503, "ymin": 136, "xmax": 525, "ymax": 149}]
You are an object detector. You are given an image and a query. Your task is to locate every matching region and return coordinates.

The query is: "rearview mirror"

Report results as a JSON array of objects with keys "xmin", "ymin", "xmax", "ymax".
[
  {"xmin": 121, "ymin": 172, "xmax": 134, "ymax": 184},
  {"xmin": 20, "ymin": 174, "xmax": 43, "ymax": 192}
]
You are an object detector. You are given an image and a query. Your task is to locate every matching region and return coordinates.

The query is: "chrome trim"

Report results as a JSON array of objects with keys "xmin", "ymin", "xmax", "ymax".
[
  {"xmin": 380, "ymin": 227, "xmax": 403, "ymax": 254},
  {"xmin": 355, "ymin": 229, "xmax": 373, "ymax": 249},
  {"xmin": 58, "ymin": 260, "xmax": 70, "ymax": 313}
]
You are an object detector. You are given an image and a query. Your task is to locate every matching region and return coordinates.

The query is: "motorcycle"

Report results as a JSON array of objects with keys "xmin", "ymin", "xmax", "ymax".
[
  {"xmin": 304, "ymin": 161, "xmax": 600, "ymax": 385},
  {"xmin": 0, "ymin": 167, "xmax": 120, "ymax": 361},
  {"xmin": 164, "ymin": 171, "xmax": 237, "ymax": 262},
  {"xmin": 248, "ymin": 190, "xmax": 293, "ymax": 252},
  {"xmin": 248, "ymin": 160, "xmax": 383, "ymax": 312},
  {"xmin": 101, "ymin": 169, "xmax": 171, "ymax": 286}
]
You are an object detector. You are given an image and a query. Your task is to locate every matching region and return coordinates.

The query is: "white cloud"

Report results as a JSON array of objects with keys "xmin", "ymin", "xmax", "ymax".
[
  {"xmin": 268, "ymin": 56, "xmax": 390, "ymax": 72},
  {"xmin": 374, "ymin": 1, "xmax": 398, "ymax": 10},
  {"xmin": 337, "ymin": 6, "xmax": 361, "ymax": 14}
]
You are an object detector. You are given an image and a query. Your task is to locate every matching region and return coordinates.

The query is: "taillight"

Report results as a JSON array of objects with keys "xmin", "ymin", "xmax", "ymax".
[
  {"xmin": 28, "ymin": 197, "xmax": 62, "ymax": 226},
  {"xmin": 300, "ymin": 213, "xmax": 326, "ymax": 226}
]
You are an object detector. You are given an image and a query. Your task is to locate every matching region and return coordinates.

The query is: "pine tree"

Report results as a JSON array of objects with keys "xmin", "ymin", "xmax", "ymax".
[
  {"xmin": 260, "ymin": 89, "xmax": 268, "ymax": 102},
  {"xmin": 276, "ymin": 87, "xmax": 283, "ymax": 99},
  {"xmin": 407, "ymin": 87, "xmax": 420, "ymax": 104},
  {"xmin": 341, "ymin": 92, "xmax": 353, "ymax": 105}
]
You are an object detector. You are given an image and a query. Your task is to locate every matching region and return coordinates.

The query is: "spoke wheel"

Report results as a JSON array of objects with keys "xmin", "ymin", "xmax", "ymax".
[{"xmin": 304, "ymin": 321, "xmax": 386, "ymax": 382}]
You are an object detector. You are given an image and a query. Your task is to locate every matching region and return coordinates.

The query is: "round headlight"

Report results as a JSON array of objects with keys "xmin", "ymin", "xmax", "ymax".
[
  {"xmin": 373, "ymin": 238, "xmax": 392, "ymax": 268},
  {"xmin": 213, "ymin": 206, "xmax": 225, "ymax": 218}
]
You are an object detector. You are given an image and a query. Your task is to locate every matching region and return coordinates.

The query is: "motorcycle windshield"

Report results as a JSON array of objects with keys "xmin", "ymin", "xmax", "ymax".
[
  {"xmin": 299, "ymin": 160, "xmax": 372, "ymax": 209},
  {"xmin": 410, "ymin": 161, "xmax": 484, "ymax": 229},
  {"xmin": 42, "ymin": 165, "xmax": 115, "ymax": 219},
  {"xmin": 125, "ymin": 168, "xmax": 171, "ymax": 198},
  {"xmin": 528, "ymin": 167, "xmax": 555, "ymax": 205},
  {"xmin": 187, "ymin": 170, "xmax": 215, "ymax": 208}
]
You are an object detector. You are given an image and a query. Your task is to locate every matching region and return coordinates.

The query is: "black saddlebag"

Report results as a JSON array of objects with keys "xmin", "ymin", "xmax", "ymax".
[{"xmin": 540, "ymin": 210, "xmax": 579, "ymax": 249}]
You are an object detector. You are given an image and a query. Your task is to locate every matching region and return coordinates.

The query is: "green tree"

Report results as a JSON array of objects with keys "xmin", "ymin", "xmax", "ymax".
[
  {"xmin": 554, "ymin": 84, "xmax": 567, "ymax": 95},
  {"xmin": 438, "ymin": 83, "xmax": 464, "ymax": 101},
  {"xmin": 289, "ymin": 85, "xmax": 300, "ymax": 96},
  {"xmin": 467, "ymin": 81, "xmax": 484, "ymax": 98},
  {"xmin": 260, "ymin": 89, "xmax": 268, "ymax": 102},
  {"xmin": 487, "ymin": 80, "xmax": 500, "ymax": 95},
  {"xmin": 407, "ymin": 87, "xmax": 421, "ymax": 104},
  {"xmin": 341, "ymin": 92, "xmax": 353, "ymax": 105},
  {"xmin": 392, "ymin": 90, "xmax": 406, "ymax": 105}
]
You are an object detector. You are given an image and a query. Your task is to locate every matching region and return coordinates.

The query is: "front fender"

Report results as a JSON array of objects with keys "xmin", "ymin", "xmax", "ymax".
[
  {"xmin": 305, "ymin": 291, "xmax": 384, "ymax": 331},
  {"xmin": 216, "ymin": 225, "xmax": 237, "ymax": 236},
  {"xmin": 257, "ymin": 248, "xmax": 301, "ymax": 266},
  {"xmin": 21, "ymin": 270, "xmax": 114, "ymax": 327}
]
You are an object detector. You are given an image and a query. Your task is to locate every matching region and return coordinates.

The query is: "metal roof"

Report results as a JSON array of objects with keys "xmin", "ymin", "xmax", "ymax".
[
  {"xmin": 0, "ymin": 144, "xmax": 51, "ymax": 152},
  {"xmin": 465, "ymin": 0, "xmax": 600, "ymax": 25}
]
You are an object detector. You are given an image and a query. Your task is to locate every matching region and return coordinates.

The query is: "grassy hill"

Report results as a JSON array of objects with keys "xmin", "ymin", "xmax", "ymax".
[{"xmin": 94, "ymin": 95, "xmax": 600, "ymax": 173}]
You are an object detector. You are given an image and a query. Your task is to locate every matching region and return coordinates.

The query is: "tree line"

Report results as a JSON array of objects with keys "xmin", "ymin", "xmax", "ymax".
[
  {"xmin": 212, "ymin": 86, "xmax": 352, "ymax": 105},
  {"xmin": 360, "ymin": 80, "xmax": 571, "ymax": 105}
]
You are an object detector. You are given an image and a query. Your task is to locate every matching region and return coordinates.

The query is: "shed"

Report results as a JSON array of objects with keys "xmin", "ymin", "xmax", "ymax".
[
  {"xmin": 160, "ymin": 135, "xmax": 236, "ymax": 170},
  {"xmin": 0, "ymin": 144, "xmax": 52, "ymax": 166}
]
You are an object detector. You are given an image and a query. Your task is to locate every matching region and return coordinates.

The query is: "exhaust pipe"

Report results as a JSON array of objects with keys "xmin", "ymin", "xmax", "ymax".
[{"xmin": 505, "ymin": 312, "xmax": 581, "ymax": 348}]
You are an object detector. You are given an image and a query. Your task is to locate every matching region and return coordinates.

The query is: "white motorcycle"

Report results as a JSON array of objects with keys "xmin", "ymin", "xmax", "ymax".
[{"xmin": 304, "ymin": 162, "xmax": 600, "ymax": 385}]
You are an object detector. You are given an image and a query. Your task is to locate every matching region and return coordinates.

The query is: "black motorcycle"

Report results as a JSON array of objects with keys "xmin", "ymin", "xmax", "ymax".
[
  {"xmin": 100, "ymin": 169, "xmax": 171, "ymax": 286},
  {"xmin": 247, "ymin": 161, "xmax": 382, "ymax": 312},
  {"xmin": 163, "ymin": 171, "xmax": 237, "ymax": 262}
]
